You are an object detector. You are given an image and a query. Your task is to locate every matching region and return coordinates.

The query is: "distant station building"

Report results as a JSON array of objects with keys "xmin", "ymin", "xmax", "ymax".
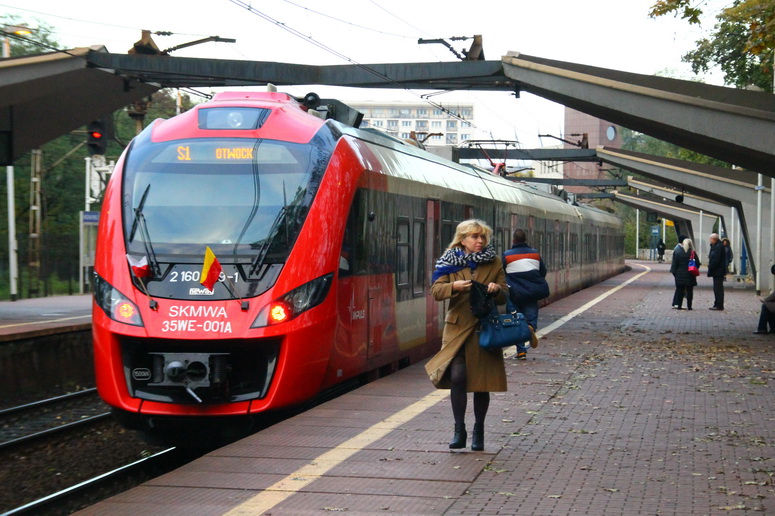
[
  {"xmin": 563, "ymin": 107, "xmax": 623, "ymax": 194},
  {"xmin": 532, "ymin": 144, "xmax": 564, "ymax": 180},
  {"xmin": 348, "ymin": 101, "xmax": 476, "ymax": 146}
]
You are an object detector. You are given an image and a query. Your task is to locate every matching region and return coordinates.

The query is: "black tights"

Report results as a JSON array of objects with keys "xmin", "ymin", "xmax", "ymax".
[{"xmin": 449, "ymin": 353, "xmax": 490, "ymax": 428}]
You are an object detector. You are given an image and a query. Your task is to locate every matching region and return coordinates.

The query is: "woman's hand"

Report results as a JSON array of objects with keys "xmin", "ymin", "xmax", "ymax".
[
  {"xmin": 452, "ymin": 280, "xmax": 472, "ymax": 292},
  {"xmin": 486, "ymin": 282, "xmax": 501, "ymax": 294}
]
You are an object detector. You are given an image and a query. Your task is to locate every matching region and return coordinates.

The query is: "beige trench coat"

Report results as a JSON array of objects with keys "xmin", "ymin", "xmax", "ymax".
[{"xmin": 424, "ymin": 259, "xmax": 508, "ymax": 392}]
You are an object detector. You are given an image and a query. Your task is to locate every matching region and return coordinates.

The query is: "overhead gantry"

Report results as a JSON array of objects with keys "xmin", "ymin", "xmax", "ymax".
[
  {"xmin": 3, "ymin": 48, "xmax": 774, "ymax": 171},
  {"xmin": 1, "ymin": 45, "xmax": 774, "ymax": 287}
]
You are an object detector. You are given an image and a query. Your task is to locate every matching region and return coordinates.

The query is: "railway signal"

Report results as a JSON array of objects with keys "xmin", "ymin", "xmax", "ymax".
[{"xmin": 86, "ymin": 119, "xmax": 110, "ymax": 155}]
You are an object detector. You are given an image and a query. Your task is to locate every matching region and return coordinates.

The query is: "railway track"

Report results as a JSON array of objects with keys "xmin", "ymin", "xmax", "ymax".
[
  {"xmin": 4, "ymin": 446, "xmax": 201, "ymax": 515},
  {"xmin": 0, "ymin": 389, "xmax": 191, "ymax": 514},
  {"xmin": 0, "ymin": 388, "xmax": 111, "ymax": 450}
]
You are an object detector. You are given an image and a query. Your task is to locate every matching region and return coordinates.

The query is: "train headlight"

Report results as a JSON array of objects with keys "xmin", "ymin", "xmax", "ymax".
[
  {"xmin": 252, "ymin": 272, "xmax": 333, "ymax": 328},
  {"xmin": 93, "ymin": 273, "xmax": 144, "ymax": 326}
]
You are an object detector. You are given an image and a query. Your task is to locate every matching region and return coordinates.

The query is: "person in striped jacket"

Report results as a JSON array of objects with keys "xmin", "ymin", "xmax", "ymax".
[{"xmin": 501, "ymin": 229, "xmax": 550, "ymax": 360}]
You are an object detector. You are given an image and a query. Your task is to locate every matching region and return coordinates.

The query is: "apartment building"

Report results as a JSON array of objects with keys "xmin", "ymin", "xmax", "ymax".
[{"xmin": 348, "ymin": 101, "xmax": 475, "ymax": 146}]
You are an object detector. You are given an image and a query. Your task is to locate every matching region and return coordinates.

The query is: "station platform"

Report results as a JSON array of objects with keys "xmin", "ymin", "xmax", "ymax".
[
  {"xmin": 0, "ymin": 293, "xmax": 91, "ymax": 342},
  {"xmin": 75, "ymin": 261, "xmax": 775, "ymax": 515}
]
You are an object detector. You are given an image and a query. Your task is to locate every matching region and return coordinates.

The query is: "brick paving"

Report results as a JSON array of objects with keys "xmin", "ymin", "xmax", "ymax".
[
  {"xmin": 80, "ymin": 261, "xmax": 775, "ymax": 515},
  {"xmin": 448, "ymin": 261, "xmax": 775, "ymax": 515}
]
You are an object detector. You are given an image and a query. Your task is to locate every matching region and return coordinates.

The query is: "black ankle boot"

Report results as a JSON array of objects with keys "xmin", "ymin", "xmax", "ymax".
[
  {"xmin": 449, "ymin": 425, "xmax": 467, "ymax": 449},
  {"xmin": 471, "ymin": 423, "xmax": 484, "ymax": 451}
]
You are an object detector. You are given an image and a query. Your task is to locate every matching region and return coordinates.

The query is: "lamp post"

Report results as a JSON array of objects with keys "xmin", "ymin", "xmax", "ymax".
[{"xmin": 3, "ymin": 24, "xmax": 32, "ymax": 300}]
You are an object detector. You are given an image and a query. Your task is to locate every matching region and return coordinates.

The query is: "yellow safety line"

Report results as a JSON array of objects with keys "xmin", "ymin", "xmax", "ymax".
[
  {"xmin": 223, "ymin": 391, "xmax": 447, "ymax": 515},
  {"xmin": 225, "ymin": 263, "xmax": 651, "ymax": 515}
]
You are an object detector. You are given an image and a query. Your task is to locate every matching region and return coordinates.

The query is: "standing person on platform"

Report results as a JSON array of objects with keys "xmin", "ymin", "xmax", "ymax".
[
  {"xmin": 657, "ymin": 239, "xmax": 666, "ymax": 263},
  {"xmin": 502, "ymin": 228, "xmax": 550, "ymax": 360},
  {"xmin": 754, "ymin": 264, "xmax": 775, "ymax": 334},
  {"xmin": 674, "ymin": 235, "xmax": 687, "ymax": 252},
  {"xmin": 722, "ymin": 238, "xmax": 733, "ymax": 279},
  {"xmin": 708, "ymin": 233, "xmax": 726, "ymax": 310},
  {"xmin": 425, "ymin": 219, "xmax": 508, "ymax": 452},
  {"xmin": 670, "ymin": 238, "xmax": 700, "ymax": 310}
]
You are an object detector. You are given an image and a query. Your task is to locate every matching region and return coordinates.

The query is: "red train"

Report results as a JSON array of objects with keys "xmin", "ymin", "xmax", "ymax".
[{"xmin": 92, "ymin": 90, "xmax": 624, "ymax": 443}]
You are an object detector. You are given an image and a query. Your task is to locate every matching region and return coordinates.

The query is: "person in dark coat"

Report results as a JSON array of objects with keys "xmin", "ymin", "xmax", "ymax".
[
  {"xmin": 707, "ymin": 233, "xmax": 726, "ymax": 310},
  {"xmin": 502, "ymin": 228, "xmax": 550, "ymax": 359},
  {"xmin": 670, "ymin": 238, "xmax": 700, "ymax": 310},
  {"xmin": 754, "ymin": 264, "xmax": 775, "ymax": 334},
  {"xmin": 657, "ymin": 239, "xmax": 666, "ymax": 263},
  {"xmin": 722, "ymin": 238, "xmax": 733, "ymax": 277}
]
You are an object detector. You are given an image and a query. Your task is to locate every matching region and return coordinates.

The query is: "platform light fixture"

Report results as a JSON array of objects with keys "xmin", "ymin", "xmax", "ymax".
[{"xmin": 2, "ymin": 24, "xmax": 33, "ymax": 58}]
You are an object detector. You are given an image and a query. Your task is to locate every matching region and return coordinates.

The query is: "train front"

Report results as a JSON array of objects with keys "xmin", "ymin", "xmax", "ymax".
[{"xmin": 91, "ymin": 92, "xmax": 347, "ymax": 441}]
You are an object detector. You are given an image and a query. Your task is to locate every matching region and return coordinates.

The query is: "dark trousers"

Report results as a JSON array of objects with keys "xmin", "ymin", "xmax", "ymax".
[
  {"xmin": 672, "ymin": 286, "xmax": 694, "ymax": 309},
  {"xmin": 515, "ymin": 301, "xmax": 539, "ymax": 353},
  {"xmin": 712, "ymin": 276, "xmax": 725, "ymax": 308},
  {"xmin": 758, "ymin": 305, "xmax": 775, "ymax": 332}
]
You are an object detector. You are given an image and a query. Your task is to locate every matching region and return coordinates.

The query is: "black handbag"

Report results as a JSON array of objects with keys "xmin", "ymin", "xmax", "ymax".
[
  {"xmin": 478, "ymin": 298, "xmax": 532, "ymax": 351},
  {"xmin": 469, "ymin": 280, "xmax": 495, "ymax": 318}
]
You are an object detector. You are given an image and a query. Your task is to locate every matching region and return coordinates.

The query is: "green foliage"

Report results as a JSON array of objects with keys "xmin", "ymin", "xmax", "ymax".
[
  {"xmin": 1, "ymin": 14, "xmax": 60, "ymax": 56},
  {"xmin": 649, "ymin": 0, "xmax": 704, "ymax": 24},
  {"xmin": 621, "ymin": 128, "xmax": 733, "ymax": 168},
  {"xmin": 613, "ymin": 127, "xmax": 731, "ymax": 257},
  {"xmin": 649, "ymin": 0, "xmax": 775, "ymax": 90},
  {"xmin": 0, "ymin": 85, "xmax": 197, "ymax": 299}
]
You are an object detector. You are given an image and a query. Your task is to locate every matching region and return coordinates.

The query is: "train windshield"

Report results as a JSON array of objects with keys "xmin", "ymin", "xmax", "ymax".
[{"xmin": 122, "ymin": 128, "xmax": 335, "ymax": 263}]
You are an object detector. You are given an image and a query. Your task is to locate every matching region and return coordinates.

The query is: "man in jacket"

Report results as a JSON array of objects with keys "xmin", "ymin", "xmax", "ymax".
[
  {"xmin": 754, "ymin": 264, "xmax": 775, "ymax": 334},
  {"xmin": 502, "ymin": 229, "xmax": 550, "ymax": 360},
  {"xmin": 707, "ymin": 233, "xmax": 726, "ymax": 310}
]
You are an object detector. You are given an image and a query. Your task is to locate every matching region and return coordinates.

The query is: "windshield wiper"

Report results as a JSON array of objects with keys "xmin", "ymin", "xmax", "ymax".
[
  {"xmin": 129, "ymin": 184, "xmax": 150, "ymax": 243},
  {"xmin": 249, "ymin": 181, "xmax": 290, "ymax": 277},
  {"xmin": 249, "ymin": 205, "xmax": 286, "ymax": 277},
  {"xmin": 128, "ymin": 184, "xmax": 161, "ymax": 278}
]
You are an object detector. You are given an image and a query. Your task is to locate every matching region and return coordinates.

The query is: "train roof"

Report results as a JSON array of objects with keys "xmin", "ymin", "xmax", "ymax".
[
  {"xmin": 334, "ymin": 120, "xmax": 621, "ymax": 228},
  {"xmin": 140, "ymin": 90, "xmax": 620, "ymax": 228}
]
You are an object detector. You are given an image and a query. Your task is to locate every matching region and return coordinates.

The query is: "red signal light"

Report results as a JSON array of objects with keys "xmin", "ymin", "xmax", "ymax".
[{"xmin": 86, "ymin": 119, "xmax": 110, "ymax": 156}]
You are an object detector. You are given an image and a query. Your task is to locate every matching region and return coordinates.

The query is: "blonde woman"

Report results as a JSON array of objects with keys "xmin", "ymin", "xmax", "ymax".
[{"xmin": 425, "ymin": 219, "xmax": 508, "ymax": 451}]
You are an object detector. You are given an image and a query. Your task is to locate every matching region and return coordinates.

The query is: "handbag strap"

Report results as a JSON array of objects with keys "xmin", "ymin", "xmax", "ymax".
[
  {"xmin": 505, "ymin": 297, "xmax": 518, "ymax": 315},
  {"xmin": 485, "ymin": 297, "xmax": 519, "ymax": 318}
]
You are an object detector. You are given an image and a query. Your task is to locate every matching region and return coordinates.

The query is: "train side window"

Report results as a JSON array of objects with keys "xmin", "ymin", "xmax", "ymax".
[
  {"xmin": 441, "ymin": 222, "xmax": 454, "ymax": 250},
  {"xmin": 496, "ymin": 228, "xmax": 505, "ymax": 256},
  {"xmin": 396, "ymin": 219, "xmax": 411, "ymax": 289},
  {"xmin": 413, "ymin": 219, "xmax": 425, "ymax": 296},
  {"xmin": 340, "ymin": 189, "xmax": 367, "ymax": 276}
]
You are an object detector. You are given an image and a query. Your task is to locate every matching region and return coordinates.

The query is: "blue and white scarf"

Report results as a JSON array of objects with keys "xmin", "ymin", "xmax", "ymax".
[{"xmin": 432, "ymin": 244, "xmax": 496, "ymax": 283}]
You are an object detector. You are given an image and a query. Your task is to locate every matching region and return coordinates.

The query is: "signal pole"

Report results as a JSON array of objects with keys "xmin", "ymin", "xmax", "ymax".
[{"xmin": 28, "ymin": 149, "xmax": 42, "ymax": 296}]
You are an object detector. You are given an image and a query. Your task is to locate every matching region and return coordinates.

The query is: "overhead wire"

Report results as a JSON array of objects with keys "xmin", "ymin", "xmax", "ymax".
[
  {"xmin": 0, "ymin": 28, "xmax": 84, "ymax": 59},
  {"xmin": 0, "ymin": 4, "xmax": 211, "ymax": 38},
  {"xmin": 280, "ymin": 0, "xmax": 414, "ymax": 39},
  {"xmin": 367, "ymin": 0, "xmax": 429, "ymax": 36},
  {"xmin": 225, "ymin": 0, "xmax": 482, "ymax": 130}
]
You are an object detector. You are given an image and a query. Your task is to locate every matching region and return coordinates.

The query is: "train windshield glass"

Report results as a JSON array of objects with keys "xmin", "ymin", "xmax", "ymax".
[{"xmin": 122, "ymin": 131, "xmax": 335, "ymax": 261}]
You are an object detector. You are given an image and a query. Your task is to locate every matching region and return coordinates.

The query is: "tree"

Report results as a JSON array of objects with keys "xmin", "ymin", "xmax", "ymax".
[
  {"xmin": 0, "ymin": 14, "xmax": 199, "ymax": 297},
  {"xmin": 1, "ymin": 15, "xmax": 60, "ymax": 57},
  {"xmin": 649, "ymin": 0, "xmax": 775, "ymax": 90}
]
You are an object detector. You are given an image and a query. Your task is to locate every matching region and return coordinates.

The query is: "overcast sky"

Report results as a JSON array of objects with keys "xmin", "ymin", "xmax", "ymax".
[{"xmin": 2, "ymin": 0, "xmax": 726, "ymax": 147}]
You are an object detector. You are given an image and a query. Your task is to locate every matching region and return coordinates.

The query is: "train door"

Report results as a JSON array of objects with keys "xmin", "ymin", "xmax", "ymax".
[
  {"xmin": 592, "ymin": 226, "xmax": 600, "ymax": 281},
  {"xmin": 336, "ymin": 189, "xmax": 369, "ymax": 370},
  {"xmin": 426, "ymin": 200, "xmax": 441, "ymax": 344},
  {"xmin": 558, "ymin": 220, "xmax": 569, "ymax": 296},
  {"xmin": 366, "ymin": 178, "xmax": 389, "ymax": 360}
]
